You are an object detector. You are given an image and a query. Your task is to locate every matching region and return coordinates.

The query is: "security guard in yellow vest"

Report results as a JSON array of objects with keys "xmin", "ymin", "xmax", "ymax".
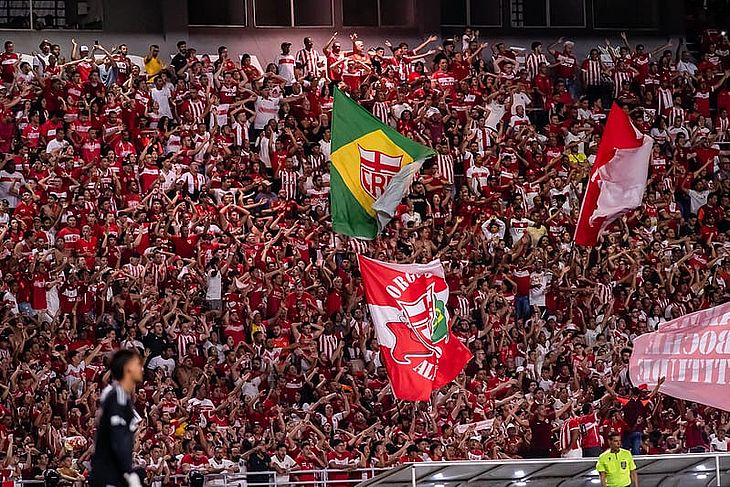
[{"xmin": 596, "ymin": 432, "xmax": 638, "ymax": 487}]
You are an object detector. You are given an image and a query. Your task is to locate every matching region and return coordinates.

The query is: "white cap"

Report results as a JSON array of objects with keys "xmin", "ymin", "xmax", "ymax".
[{"xmin": 80, "ymin": 45, "xmax": 89, "ymax": 52}]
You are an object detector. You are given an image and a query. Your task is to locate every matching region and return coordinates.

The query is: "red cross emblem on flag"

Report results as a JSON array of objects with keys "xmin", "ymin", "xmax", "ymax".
[
  {"xmin": 358, "ymin": 145, "xmax": 403, "ymax": 200},
  {"xmin": 385, "ymin": 283, "xmax": 443, "ymax": 365}
]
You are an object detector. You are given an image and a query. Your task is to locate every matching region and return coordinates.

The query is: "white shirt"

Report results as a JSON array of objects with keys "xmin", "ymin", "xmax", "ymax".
[
  {"xmin": 1, "ymin": 291, "xmax": 18, "ymax": 314},
  {"xmin": 401, "ymin": 211, "xmax": 421, "ymax": 227},
  {"xmin": 151, "ymin": 85, "xmax": 174, "ymax": 119},
  {"xmin": 677, "ymin": 60, "xmax": 698, "ymax": 76},
  {"xmin": 270, "ymin": 454, "xmax": 296, "ymax": 483},
  {"xmin": 253, "ymin": 97, "xmax": 281, "ymax": 130},
  {"xmin": 274, "ymin": 54, "xmax": 297, "ymax": 85},
  {"xmin": 147, "ymin": 355, "xmax": 176, "ymax": 375},
  {"xmin": 206, "ymin": 268, "xmax": 223, "ymax": 300},
  {"xmin": 529, "ymin": 271, "xmax": 552, "ymax": 307},
  {"xmin": 319, "ymin": 138, "xmax": 331, "ymax": 161},
  {"xmin": 711, "ymin": 435, "xmax": 729, "ymax": 452},
  {"xmin": 511, "ymin": 91, "xmax": 531, "ymax": 114},
  {"xmin": 481, "ymin": 218, "xmax": 506, "ymax": 241},
  {"xmin": 485, "ymin": 102, "xmax": 506, "ymax": 131},
  {"xmin": 0, "ymin": 170, "xmax": 25, "ymax": 208},
  {"xmin": 46, "ymin": 138, "xmax": 69, "ymax": 154},
  {"xmin": 466, "ymin": 165, "xmax": 490, "ymax": 193},
  {"xmin": 688, "ymin": 189, "xmax": 710, "ymax": 214}
]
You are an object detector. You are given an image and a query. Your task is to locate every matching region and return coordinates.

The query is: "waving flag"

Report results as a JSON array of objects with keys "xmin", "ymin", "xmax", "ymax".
[
  {"xmin": 629, "ymin": 302, "xmax": 730, "ymax": 411},
  {"xmin": 575, "ymin": 104, "xmax": 653, "ymax": 246},
  {"xmin": 358, "ymin": 255, "xmax": 472, "ymax": 401},
  {"xmin": 330, "ymin": 88, "xmax": 435, "ymax": 239}
]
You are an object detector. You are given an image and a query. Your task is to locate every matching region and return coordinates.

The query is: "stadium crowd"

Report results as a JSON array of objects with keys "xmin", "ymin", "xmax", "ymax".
[{"xmin": 0, "ymin": 26, "xmax": 729, "ymax": 486}]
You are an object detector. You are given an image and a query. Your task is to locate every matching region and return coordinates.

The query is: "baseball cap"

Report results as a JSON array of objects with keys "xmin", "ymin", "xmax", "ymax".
[{"xmin": 80, "ymin": 45, "xmax": 89, "ymax": 52}]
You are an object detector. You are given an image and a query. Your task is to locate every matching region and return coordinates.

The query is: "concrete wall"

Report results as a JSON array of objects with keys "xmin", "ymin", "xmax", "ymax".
[{"xmin": 0, "ymin": 0, "xmax": 687, "ymax": 64}]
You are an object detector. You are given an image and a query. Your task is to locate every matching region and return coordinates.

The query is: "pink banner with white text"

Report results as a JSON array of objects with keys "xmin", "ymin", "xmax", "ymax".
[{"xmin": 629, "ymin": 301, "xmax": 730, "ymax": 411}]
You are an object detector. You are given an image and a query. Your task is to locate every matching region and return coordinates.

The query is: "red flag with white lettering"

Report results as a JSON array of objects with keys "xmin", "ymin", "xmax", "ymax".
[
  {"xmin": 357, "ymin": 255, "xmax": 472, "ymax": 401},
  {"xmin": 629, "ymin": 301, "xmax": 730, "ymax": 411},
  {"xmin": 575, "ymin": 104, "xmax": 653, "ymax": 246}
]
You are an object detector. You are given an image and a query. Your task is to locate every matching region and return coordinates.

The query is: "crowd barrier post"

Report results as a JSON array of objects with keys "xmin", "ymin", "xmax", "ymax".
[{"xmin": 716, "ymin": 453, "xmax": 721, "ymax": 487}]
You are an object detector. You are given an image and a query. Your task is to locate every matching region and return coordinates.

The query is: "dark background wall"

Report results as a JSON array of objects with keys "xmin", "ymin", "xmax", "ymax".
[{"xmin": 0, "ymin": 0, "xmax": 720, "ymax": 61}]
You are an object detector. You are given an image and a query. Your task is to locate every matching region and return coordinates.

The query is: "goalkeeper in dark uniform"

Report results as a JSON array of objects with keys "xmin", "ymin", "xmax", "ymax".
[{"xmin": 89, "ymin": 349, "xmax": 144, "ymax": 487}]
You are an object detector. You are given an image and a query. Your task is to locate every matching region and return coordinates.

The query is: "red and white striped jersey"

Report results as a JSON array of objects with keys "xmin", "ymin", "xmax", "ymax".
[
  {"xmin": 348, "ymin": 238, "xmax": 369, "ymax": 254},
  {"xmin": 186, "ymin": 100, "xmax": 206, "ymax": 123},
  {"xmin": 559, "ymin": 416, "xmax": 581, "ymax": 451},
  {"xmin": 716, "ymin": 116, "xmax": 729, "ymax": 140},
  {"xmin": 582, "ymin": 59, "xmax": 603, "ymax": 86},
  {"xmin": 123, "ymin": 263, "xmax": 145, "ymax": 279},
  {"xmin": 473, "ymin": 127, "xmax": 492, "ymax": 152},
  {"xmin": 149, "ymin": 262, "xmax": 167, "ymax": 286},
  {"xmin": 612, "ymin": 69, "xmax": 634, "ymax": 97},
  {"xmin": 657, "ymin": 88, "xmax": 674, "ymax": 114},
  {"xmin": 526, "ymin": 52, "xmax": 548, "ymax": 80},
  {"xmin": 436, "ymin": 153, "xmax": 455, "ymax": 185},
  {"xmin": 667, "ymin": 107, "xmax": 685, "ymax": 127},
  {"xmin": 279, "ymin": 169, "xmax": 299, "ymax": 200},
  {"xmin": 308, "ymin": 153, "xmax": 326, "ymax": 174},
  {"xmin": 318, "ymin": 332, "xmax": 340, "ymax": 361},
  {"xmin": 232, "ymin": 120, "xmax": 249, "ymax": 146},
  {"xmin": 456, "ymin": 294, "xmax": 471, "ymax": 318},
  {"xmin": 372, "ymin": 101, "xmax": 390, "ymax": 125},
  {"xmin": 176, "ymin": 332, "xmax": 197, "ymax": 356},
  {"xmin": 295, "ymin": 48, "xmax": 321, "ymax": 77},
  {"xmin": 595, "ymin": 282, "xmax": 614, "ymax": 305}
]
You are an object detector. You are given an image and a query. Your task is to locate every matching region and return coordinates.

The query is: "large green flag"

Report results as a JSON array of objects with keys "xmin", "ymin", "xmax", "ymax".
[{"xmin": 330, "ymin": 88, "xmax": 436, "ymax": 239}]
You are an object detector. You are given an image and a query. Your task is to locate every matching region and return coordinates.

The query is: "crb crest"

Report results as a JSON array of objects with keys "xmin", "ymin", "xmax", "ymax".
[
  {"xmin": 384, "ymin": 282, "xmax": 449, "ymax": 365},
  {"xmin": 358, "ymin": 145, "xmax": 402, "ymax": 199}
]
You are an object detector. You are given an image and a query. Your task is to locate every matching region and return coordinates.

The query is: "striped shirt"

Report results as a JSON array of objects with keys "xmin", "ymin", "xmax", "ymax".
[
  {"xmin": 176, "ymin": 333, "xmax": 197, "ymax": 356},
  {"xmin": 667, "ymin": 107, "xmax": 685, "ymax": 127},
  {"xmin": 612, "ymin": 69, "xmax": 633, "ymax": 98},
  {"xmin": 525, "ymin": 52, "xmax": 548, "ymax": 80},
  {"xmin": 717, "ymin": 116, "xmax": 729, "ymax": 140},
  {"xmin": 295, "ymin": 48, "xmax": 321, "ymax": 77},
  {"xmin": 186, "ymin": 100, "xmax": 206, "ymax": 123},
  {"xmin": 595, "ymin": 282, "xmax": 613, "ymax": 305},
  {"xmin": 473, "ymin": 127, "xmax": 492, "ymax": 152},
  {"xmin": 308, "ymin": 153, "xmax": 326, "ymax": 174},
  {"xmin": 582, "ymin": 59, "xmax": 603, "ymax": 86},
  {"xmin": 349, "ymin": 238, "xmax": 369, "ymax": 254},
  {"xmin": 372, "ymin": 101, "xmax": 390, "ymax": 125},
  {"xmin": 559, "ymin": 417, "xmax": 581, "ymax": 451},
  {"xmin": 318, "ymin": 332, "xmax": 340, "ymax": 361},
  {"xmin": 280, "ymin": 169, "xmax": 299, "ymax": 200},
  {"xmin": 657, "ymin": 88, "xmax": 674, "ymax": 114},
  {"xmin": 123, "ymin": 263, "xmax": 145, "ymax": 279},
  {"xmin": 456, "ymin": 295, "xmax": 471, "ymax": 318},
  {"xmin": 436, "ymin": 153, "xmax": 455, "ymax": 185}
]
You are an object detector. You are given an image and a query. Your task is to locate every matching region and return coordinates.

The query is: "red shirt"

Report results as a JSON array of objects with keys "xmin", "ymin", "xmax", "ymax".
[
  {"xmin": 0, "ymin": 52, "xmax": 18, "ymax": 82},
  {"xmin": 431, "ymin": 70, "xmax": 458, "ymax": 97}
]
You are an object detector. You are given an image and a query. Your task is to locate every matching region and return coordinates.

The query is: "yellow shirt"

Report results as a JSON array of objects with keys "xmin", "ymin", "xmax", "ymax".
[
  {"xmin": 596, "ymin": 448, "xmax": 636, "ymax": 487},
  {"xmin": 145, "ymin": 56, "xmax": 164, "ymax": 79},
  {"xmin": 568, "ymin": 151, "xmax": 587, "ymax": 167}
]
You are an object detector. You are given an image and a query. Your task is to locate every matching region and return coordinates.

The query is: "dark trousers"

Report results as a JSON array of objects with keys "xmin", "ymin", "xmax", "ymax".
[
  {"xmin": 622, "ymin": 431, "xmax": 642, "ymax": 455},
  {"xmin": 515, "ymin": 295, "xmax": 531, "ymax": 320},
  {"xmin": 583, "ymin": 446, "xmax": 603, "ymax": 457}
]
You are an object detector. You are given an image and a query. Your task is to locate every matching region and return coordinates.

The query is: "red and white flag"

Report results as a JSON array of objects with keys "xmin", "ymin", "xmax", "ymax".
[
  {"xmin": 574, "ymin": 105, "xmax": 653, "ymax": 246},
  {"xmin": 629, "ymin": 301, "xmax": 730, "ymax": 411},
  {"xmin": 357, "ymin": 255, "xmax": 472, "ymax": 401}
]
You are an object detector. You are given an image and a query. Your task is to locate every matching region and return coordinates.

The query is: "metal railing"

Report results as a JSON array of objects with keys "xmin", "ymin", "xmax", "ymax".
[
  {"xmin": 357, "ymin": 453, "xmax": 730, "ymax": 487},
  {"xmin": 10, "ymin": 455, "xmax": 730, "ymax": 487},
  {"xmin": 195, "ymin": 468, "xmax": 390, "ymax": 486}
]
